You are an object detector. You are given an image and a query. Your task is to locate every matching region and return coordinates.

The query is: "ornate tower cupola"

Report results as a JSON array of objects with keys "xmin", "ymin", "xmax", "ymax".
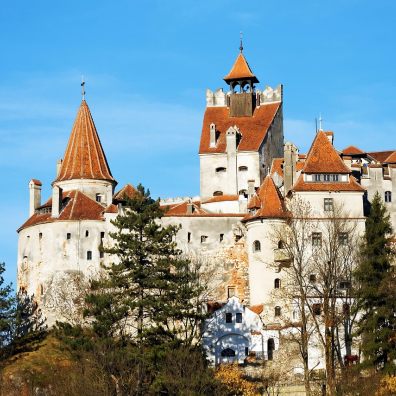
[{"xmin": 223, "ymin": 41, "xmax": 259, "ymax": 117}]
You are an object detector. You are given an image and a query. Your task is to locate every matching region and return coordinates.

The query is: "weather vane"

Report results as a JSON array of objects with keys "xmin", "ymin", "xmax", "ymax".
[
  {"xmin": 81, "ymin": 75, "xmax": 86, "ymax": 100},
  {"xmin": 239, "ymin": 31, "xmax": 243, "ymax": 53}
]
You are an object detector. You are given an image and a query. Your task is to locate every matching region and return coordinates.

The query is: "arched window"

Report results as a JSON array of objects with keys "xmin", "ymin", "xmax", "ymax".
[
  {"xmin": 213, "ymin": 191, "xmax": 223, "ymax": 196},
  {"xmin": 274, "ymin": 278, "xmax": 281, "ymax": 289},
  {"xmin": 253, "ymin": 240, "xmax": 261, "ymax": 252},
  {"xmin": 385, "ymin": 191, "xmax": 392, "ymax": 203},
  {"xmin": 238, "ymin": 165, "xmax": 248, "ymax": 171},
  {"xmin": 274, "ymin": 306, "xmax": 281, "ymax": 317},
  {"xmin": 277, "ymin": 240, "xmax": 285, "ymax": 249}
]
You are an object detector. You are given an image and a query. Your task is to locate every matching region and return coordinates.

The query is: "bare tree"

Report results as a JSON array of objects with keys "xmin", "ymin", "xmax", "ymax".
[
  {"xmin": 269, "ymin": 196, "xmax": 318, "ymax": 396},
  {"xmin": 271, "ymin": 198, "xmax": 363, "ymax": 396}
]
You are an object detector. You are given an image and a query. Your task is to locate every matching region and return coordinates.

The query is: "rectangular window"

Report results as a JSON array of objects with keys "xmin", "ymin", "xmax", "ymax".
[
  {"xmin": 227, "ymin": 286, "xmax": 236, "ymax": 298},
  {"xmin": 87, "ymin": 251, "xmax": 92, "ymax": 260},
  {"xmin": 66, "ymin": 233, "xmax": 71, "ymax": 240},
  {"xmin": 332, "ymin": 174, "xmax": 339, "ymax": 182},
  {"xmin": 99, "ymin": 250, "xmax": 104, "ymax": 259},
  {"xmin": 324, "ymin": 198, "xmax": 333, "ymax": 211},
  {"xmin": 312, "ymin": 232, "xmax": 322, "ymax": 247},
  {"xmin": 201, "ymin": 235, "xmax": 208, "ymax": 244},
  {"xmin": 313, "ymin": 303, "xmax": 322, "ymax": 315},
  {"xmin": 100, "ymin": 232, "xmax": 105, "ymax": 239},
  {"xmin": 324, "ymin": 174, "xmax": 331, "ymax": 182},
  {"xmin": 96, "ymin": 194, "xmax": 102, "ymax": 203},
  {"xmin": 339, "ymin": 280, "xmax": 351, "ymax": 289},
  {"xmin": 338, "ymin": 232, "xmax": 348, "ymax": 245},
  {"xmin": 85, "ymin": 230, "xmax": 89, "ymax": 237},
  {"xmin": 39, "ymin": 233, "xmax": 42, "ymax": 240},
  {"xmin": 220, "ymin": 233, "xmax": 224, "ymax": 242},
  {"xmin": 187, "ymin": 232, "xmax": 191, "ymax": 243},
  {"xmin": 236, "ymin": 312, "xmax": 242, "ymax": 323},
  {"xmin": 314, "ymin": 174, "xmax": 321, "ymax": 182},
  {"xmin": 225, "ymin": 313, "xmax": 232, "ymax": 323}
]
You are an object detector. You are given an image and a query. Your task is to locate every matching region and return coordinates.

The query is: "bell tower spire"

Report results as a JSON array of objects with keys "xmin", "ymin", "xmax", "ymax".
[{"xmin": 223, "ymin": 40, "xmax": 259, "ymax": 117}]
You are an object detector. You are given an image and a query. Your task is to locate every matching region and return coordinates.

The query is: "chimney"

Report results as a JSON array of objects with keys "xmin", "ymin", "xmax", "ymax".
[
  {"xmin": 284, "ymin": 142, "xmax": 298, "ymax": 195},
  {"xmin": 186, "ymin": 202, "xmax": 194, "ymax": 214},
  {"xmin": 247, "ymin": 180, "xmax": 255, "ymax": 200},
  {"xmin": 325, "ymin": 131, "xmax": 334, "ymax": 145},
  {"xmin": 106, "ymin": 184, "xmax": 113, "ymax": 206},
  {"xmin": 56, "ymin": 159, "xmax": 63, "ymax": 177},
  {"xmin": 51, "ymin": 185, "xmax": 63, "ymax": 218},
  {"xmin": 343, "ymin": 156, "xmax": 352, "ymax": 170},
  {"xmin": 29, "ymin": 179, "xmax": 42, "ymax": 216},
  {"xmin": 209, "ymin": 123, "xmax": 216, "ymax": 147},
  {"xmin": 226, "ymin": 126, "xmax": 237, "ymax": 155}
]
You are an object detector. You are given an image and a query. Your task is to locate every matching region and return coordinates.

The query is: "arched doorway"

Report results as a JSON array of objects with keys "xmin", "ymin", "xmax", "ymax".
[
  {"xmin": 216, "ymin": 334, "xmax": 249, "ymax": 364},
  {"xmin": 267, "ymin": 338, "xmax": 275, "ymax": 361}
]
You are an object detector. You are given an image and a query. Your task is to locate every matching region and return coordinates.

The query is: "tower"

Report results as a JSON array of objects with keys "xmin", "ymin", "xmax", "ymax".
[
  {"xmin": 17, "ymin": 98, "xmax": 118, "ymax": 325},
  {"xmin": 199, "ymin": 46, "xmax": 284, "ymax": 206}
]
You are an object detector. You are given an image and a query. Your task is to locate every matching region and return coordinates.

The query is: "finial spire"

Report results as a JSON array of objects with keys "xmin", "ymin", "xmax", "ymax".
[
  {"xmin": 81, "ymin": 75, "xmax": 86, "ymax": 101},
  {"xmin": 239, "ymin": 31, "xmax": 243, "ymax": 53},
  {"xmin": 319, "ymin": 113, "xmax": 323, "ymax": 131}
]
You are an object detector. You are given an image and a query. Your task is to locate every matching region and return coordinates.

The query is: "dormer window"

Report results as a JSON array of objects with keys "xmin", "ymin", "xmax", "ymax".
[
  {"xmin": 313, "ymin": 174, "xmax": 341, "ymax": 182},
  {"xmin": 215, "ymin": 167, "xmax": 226, "ymax": 173}
]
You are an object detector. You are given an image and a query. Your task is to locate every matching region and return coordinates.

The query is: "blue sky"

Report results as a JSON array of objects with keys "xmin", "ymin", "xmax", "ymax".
[{"xmin": 1, "ymin": 0, "xmax": 396, "ymax": 286}]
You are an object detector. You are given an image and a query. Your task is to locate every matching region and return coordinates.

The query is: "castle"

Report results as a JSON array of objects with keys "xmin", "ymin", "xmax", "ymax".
[{"xmin": 17, "ymin": 47, "xmax": 396, "ymax": 370}]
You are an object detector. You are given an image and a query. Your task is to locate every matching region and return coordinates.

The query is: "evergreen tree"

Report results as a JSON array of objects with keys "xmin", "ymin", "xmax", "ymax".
[
  {"xmin": 0, "ymin": 262, "xmax": 14, "ymax": 358},
  {"xmin": 12, "ymin": 290, "xmax": 47, "ymax": 348},
  {"xmin": 355, "ymin": 191, "xmax": 396, "ymax": 372},
  {"xmin": 84, "ymin": 184, "xmax": 206, "ymax": 346}
]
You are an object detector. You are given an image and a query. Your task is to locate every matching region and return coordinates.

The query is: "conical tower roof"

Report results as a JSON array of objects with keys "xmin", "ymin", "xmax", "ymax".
[
  {"xmin": 224, "ymin": 53, "xmax": 259, "ymax": 84},
  {"xmin": 55, "ymin": 100, "xmax": 115, "ymax": 183}
]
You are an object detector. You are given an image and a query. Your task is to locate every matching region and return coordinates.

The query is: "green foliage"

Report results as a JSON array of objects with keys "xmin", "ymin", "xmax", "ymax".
[
  {"xmin": 84, "ymin": 183, "xmax": 206, "ymax": 346},
  {"xmin": 0, "ymin": 262, "xmax": 14, "ymax": 357},
  {"xmin": 356, "ymin": 191, "xmax": 396, "ymax": 372}
]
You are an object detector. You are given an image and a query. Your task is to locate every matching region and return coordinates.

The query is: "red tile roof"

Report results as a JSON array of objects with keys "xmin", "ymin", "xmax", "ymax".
[
  {"xmin": 247, "ymin": 194, "xmax": 261, "ymax": 210},
  {"xmin": 202, "ymin": 194, "xmax": 239, "ymax": 204},
  {"xmin": 384, "ymin": 151, "xmax": 396, "ymax": 163},
  {"xmin": 367, "ymin": 151, "xmax": 395, "ymax": 163},
  {"xmin": 104, "ymin": 203, "xmax": 118, "ymax": 214},
  {"xmin": 303, "ymin": 131, "xmax": 350, "ymax": 174},
  {"xmin": 162, "ymin": 201, "xmax": 207, "ymax": 216},
  {"xmin": 342, "ymin": 145, "xmax": 365, "ymax": 155},
  {"xmin": 18, "ymin": 190, "xmax": 105, "ymax": 231},
  {"xmin": 292, "ymin": 174, "xmax": 364, "ymax": 192},
  {"xmin": 223, "ymin": 53, "xmax": 258, "ymax": 83},
  {"xmin": 30, "ymin": 179, "xmax": 42, "ymax": 186},
  {"xmin": 244, "ymin": 176, "xmax": 286, "ymax": 221},
  {"xmin": 249, "ymin": 304, "xmax": 264, "ymax": 315},
  {"xmin": 199, "ymin": 103, "xmax": 280, "ymax": 154},
  {"xmin": 113, "ymin": 184, "xmax": 138, "ymax": 201},
  {"xmin": 55, "ymin": 101, "xmax": 115, "ymax": 183}
]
